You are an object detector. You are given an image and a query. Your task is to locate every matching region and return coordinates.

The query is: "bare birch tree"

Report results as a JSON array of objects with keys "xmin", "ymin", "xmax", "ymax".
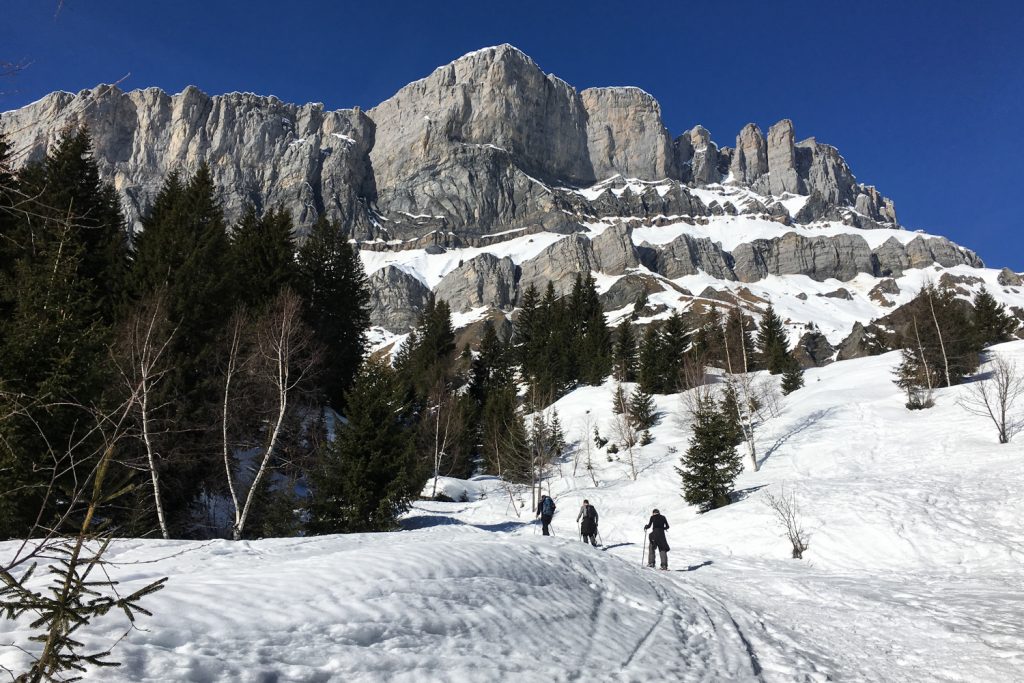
[
  {"xmin": 112, "ymin": 292, "xmax": 177, "ymax": 539},
  {"xmin": 224, "ymin": 290, "xmax": 319, "ymax": 541},
  {"xmin": 958, "ymin": 355, "xmax": 1024, "ymax": 444}
]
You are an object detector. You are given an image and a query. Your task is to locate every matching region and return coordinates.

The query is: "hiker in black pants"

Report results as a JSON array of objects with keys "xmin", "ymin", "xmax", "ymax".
[
  {"xmin": 577, "ymin": 499, "xmax": 599, "ymax": 546},
  {"xmin": 645, "ymin": 508, "xmax": 670, "ymax": 570},
  {"xmin": 536, "ymin": 494, "xmax": 556, "ymax": 535}
]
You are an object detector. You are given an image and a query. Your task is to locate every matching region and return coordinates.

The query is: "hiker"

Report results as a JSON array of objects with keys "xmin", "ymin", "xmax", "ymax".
[
  {"xmin": 577, "ymin": 499, "xmax": 599, "ymax": 547},
  {"xmin": 644, "ymin": 508, "xmax": 670, "ymax": 570},
  {"xmin": 536, "ymin": 494, "xmax": 556, "ymax": 535}
]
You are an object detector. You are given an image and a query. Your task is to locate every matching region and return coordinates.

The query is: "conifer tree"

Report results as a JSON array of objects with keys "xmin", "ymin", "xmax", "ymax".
[
  {"xmin": 756, "ymin": 304, "xmax": 790, "ymax": 374},
  {"xmin": 692, "ymin": 305, "xmax": 726, "ymax": 369},
  {"xmin": 780, "ymin": 354, "xmax": 805, "ymax": 395},
  {"xmin": 724, "ymin": 307, "xmax": 754, "ymax": 374},
  {"xmin": 613, "ymin": 320, "xmax": 638, "ymax": 382},
  {"xmin": 638, "ymin": 324, "xmax": 666, "ymax": 394},
  {"xmin": 892, "ymin": 347, "xmax": 935, "ymax": 409},
  {"xmin": 677, "ymin": 396, "xmax": 743, "ymax": 511},
  {"xmin": 15, "ymin": 127, "xmax": 128, "ymax": 323},
  {"xmin": 972, "ymin": 286, "xmax": 1018, "ymax": 348},
  {"xmin": 661, "ymin": 312, "xmax": 690, "ymax": 391},
  {"xmin": 611, "ymin": 384, "xmax": 628, "ymax": 414},
  {"xmin": 295, "ymin": 215, "xmax": 370, "ymax": 408},
  {"xmin": 900, "ymin": 284, "xmax": 978, "ymax": 386},
  {"xmin": 230, "ymin": 205, "xmax": 298, "ymax": 310},
  {"xmin": 307, "ymin": 358, "xmax": 418, "ymax": 533},
  {"xmin": 627, "ymin": 385, "xmax": 657, "ymax": 431}
]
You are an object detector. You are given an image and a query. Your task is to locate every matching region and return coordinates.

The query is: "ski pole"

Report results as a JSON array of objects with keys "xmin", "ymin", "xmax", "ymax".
[{"xmin": 641, "ymin": 529, "xmax": 647, "ymax": 566}]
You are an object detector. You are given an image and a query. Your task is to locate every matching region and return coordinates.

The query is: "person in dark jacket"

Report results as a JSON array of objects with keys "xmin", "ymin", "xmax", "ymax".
[
  {"xmin": 536, "ymin": 494, "xmax": 556, "ymax": 535},
  {"xmin": 644, "ymin": 509, "xmax": 670, "ymax": 569},
  {"xmin": 577, "ymin": 499, "xmax": 599, "ymax": 546}
]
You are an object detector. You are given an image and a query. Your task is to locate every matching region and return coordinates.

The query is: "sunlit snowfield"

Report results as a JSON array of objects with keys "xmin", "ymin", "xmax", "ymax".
[{"xmin": 3, "ymin": 343, "xmax": 1024, "ymax": 681}]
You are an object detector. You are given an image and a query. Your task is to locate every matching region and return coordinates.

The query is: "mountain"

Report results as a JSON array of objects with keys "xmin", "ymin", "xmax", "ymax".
[{"xmin": 2, "ymin": 44, "xmax": 1020, "ymax": 352}]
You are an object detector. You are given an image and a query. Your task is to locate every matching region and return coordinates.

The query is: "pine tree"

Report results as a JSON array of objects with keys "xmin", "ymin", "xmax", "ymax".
[
  {"xmin": 307, "ymin": 358, "xmax": 419, "ymax": 533},
  {"xmin": 692, "ymin": 304, "xmax": 726, "ymax": 369},
  {"xmin": 724, "ymin": 307, "xmax": 754, "ymax": 374},
  {"xmin": 611, "ymin": 384, "xmax": 628, "ymax": 414},
  {"xmin": 230, "ymin": 204, "xmax": 298, "ymax": 310},
  {"xmin": 575, "ymin": 275, "xmax": 613, "ymax": 385},
  {"xmin": 613, "ymin": 320, "xmax": 638, "ymax": 382},
  {"xmin": 972, "ymin": 286, "xmax": 1018, "ymax": 348},
  {"xmin": 677, "ymin": 396, "xmax": 743, "ymax": 511},
  {"xmin": 900, "ymin": 284, "xmax": 978, "ymax": 386},
  {"xmin": 780, "ymin": 354, "xmax": 805, "ymax": 395},
  {"xmin": 627, "ymin": 385, "xmax": 657, "ymax": 431},
  {"xmin": 661, "ymin": 312, "xmax": 690, "ymax": 391},
  {"xmin": 14, "ymin": 127, "xmax": 128, "ymax": 323},
  {"xmin": 756, "ymin": 303, "xmax": 790, "ymax": 374},
  {"xmin": 638, "ymin": 323, "xmax": 666, "ymax": 394},
  {"xmin": 892, "ymin": 347, "xmax": 935, "ymax": 409},
  {"xmin": 295, "ymin": 214, "xmax": 370, "ymax": 408}
]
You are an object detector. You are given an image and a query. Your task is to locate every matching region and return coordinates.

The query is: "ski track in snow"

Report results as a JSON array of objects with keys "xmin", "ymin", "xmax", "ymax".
[{"xmin": 4, "ymin": 343, "xmax": 1024, "ymax": 681}]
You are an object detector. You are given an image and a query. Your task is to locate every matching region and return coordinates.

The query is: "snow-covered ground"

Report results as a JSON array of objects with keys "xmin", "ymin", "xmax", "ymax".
[{"xmin": 4, "ymin": 344, "xmax": 1024, "ymax": 681}]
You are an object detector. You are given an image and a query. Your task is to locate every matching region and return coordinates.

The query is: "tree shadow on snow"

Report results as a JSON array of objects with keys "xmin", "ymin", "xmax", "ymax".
[
  {"xmin": 757, "ymin": 407, "xmax": 836, "ymax": 468},
  {"xmin": 729, "ymin": 484, "xmax": 768, "ymax": 504},
  {"xmin": 400, "ymin": 514, "xmax": 531, "ymax": 534},
  {"xmin": 676, "ymin": 560, "xmax": 713, "ymax": 572},
  {"xmin": 598, "ymin": 542, "xmax": 634, "ymax": 551}
]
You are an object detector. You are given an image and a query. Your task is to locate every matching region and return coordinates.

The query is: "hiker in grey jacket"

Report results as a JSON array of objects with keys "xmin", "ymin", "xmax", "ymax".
[
  {"xmin": 645, "ymin": 509, "xmax": 670, "ymax": 570},
  {"xmin": 577, "ymin": 500, "xmax": 599, "ymax": 546}
]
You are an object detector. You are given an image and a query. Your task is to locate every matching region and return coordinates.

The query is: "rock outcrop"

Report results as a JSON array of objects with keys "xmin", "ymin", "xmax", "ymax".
[
  {"xmin": 731, "ymin": 233, "xmax": 874, "ymax": 282},
  {"xmin": 652, "ymin": 234, "xmax": 735, "ymax": 280},
  {"xmin": 0, "ymin": 85, "xmax": 375, "ymax": 234},
  {"xmin": 766, "ymin": 119, "xmax": 802, "ymax": 196},
  {"xmin": 581, "ymin": 87, "xmax": 675, "ymax": 181},
  {"xmin": 368, "ymin": 266, "xmax": 432, "ymax": 333},
  {"xmin": 729, "ymin": 124, "xmax": 767, "ymax": 186},
  {"xmin": 434, "ymin": 253, "xmax": 518, "ymax": 312}
]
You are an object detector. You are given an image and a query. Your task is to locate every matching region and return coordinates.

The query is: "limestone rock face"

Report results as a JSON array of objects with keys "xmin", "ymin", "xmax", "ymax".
[
  {"xmin": 581, "ymin": 87, "xmax": 676, "ymax": 180},
  {"xmin": 518, "ymin": 234, "xmax": 596, "ymax": 297},
  {"xmin": 729, "ymin": 123, "xmax": 767, "ymax": 186},
  {"xmin": 434, "ymin": 253, "xmax": 518, "ymax": 312},
  {"xmin": 367, "ymin": 266, "xmax": 432, "ymax": 333},
  {"xmin": 0, "ymin": 85, "xmax": 375, "ymax": 234},
  {"xmin": 872, "ymin": 236, "xmax": 983, "ymax": 276},
  {"xmin": 687, "ymin": 126, "xmax": 721, "ymax": 186},
  {"xmin": 795, "ymin": 137, "xmax": 856, "ymax": 207},
  {"xmin": 766, "ymin": 119, "xmax": 802, "ymax": 195},
  {"xmin": 997, "ymin": 268, "xmax": 1023, "ymax": 287},
  {"xmin": 590, "ymin": 223, "xmax": 639, "ymax": 274},
  {"xmin": 368, "ymin": 45, "xmax": 593, "ymax": 192},
  {"xmin": 731, "ymin": 233, "xmax": 874, "ymax": 282},
  {"xmin": 652, "ymin": 234, "xmax": 735, "ymax": 280}
]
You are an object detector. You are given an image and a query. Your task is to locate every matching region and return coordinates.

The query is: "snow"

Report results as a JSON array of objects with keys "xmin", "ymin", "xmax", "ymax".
[
  {"xmin": 5, "ymin": 343, "xmax": 1024, "ymax": 681},
  {"xmin": 631, "ymin": 214, "xmax": 933, "ymax": 252},
  {"xmin": 359, "ymin": 231, "xmax": 569, "ymax": 288}
]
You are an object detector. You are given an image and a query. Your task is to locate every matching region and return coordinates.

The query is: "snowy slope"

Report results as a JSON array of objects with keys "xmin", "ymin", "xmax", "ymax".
[{"xmin": 4, "ymin": 344, "xmax": 1024, "ymax": 681}]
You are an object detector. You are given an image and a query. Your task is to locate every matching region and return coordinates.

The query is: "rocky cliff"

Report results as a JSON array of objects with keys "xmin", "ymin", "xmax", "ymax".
[
  {"xmin": 2, "ymin": 44, "xmax": 1006, "ymax": 347},
  {"xmin": 2, "ymin": 44, "xmax": 899, "ymax": 241}
]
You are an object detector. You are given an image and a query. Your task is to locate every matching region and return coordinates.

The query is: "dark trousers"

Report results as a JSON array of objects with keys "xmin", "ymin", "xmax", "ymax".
[
  {"xmin": 540, "ymin": 515, "xmax": 552, "ymax": 535},
  {"xmin": 582, "ymin": 533, "xmax": 598, "ymax": 546},
  {"xmin": 648, "ymin": 542, "xmax": 668, "ymax": 569}
]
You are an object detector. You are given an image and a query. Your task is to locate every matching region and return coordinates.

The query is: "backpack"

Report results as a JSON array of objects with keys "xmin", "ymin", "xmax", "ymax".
[
  {"xmin": 541, "ymin": 497, "xmax": 555, "ymax": 516},
  {"xmin": 583, "ymin": 505, "xmax": 596, "ymax": 522}
]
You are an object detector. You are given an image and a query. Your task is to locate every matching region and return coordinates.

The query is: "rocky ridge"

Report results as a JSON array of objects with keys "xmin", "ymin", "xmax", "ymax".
[{"xmin": 2, "ymin": 44, "xmax": 1013, "ymax": 358}]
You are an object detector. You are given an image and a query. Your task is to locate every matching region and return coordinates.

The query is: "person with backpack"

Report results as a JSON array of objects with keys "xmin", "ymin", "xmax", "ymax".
[
  {"xmin": 644, "ymin": 508, "xmax": 670, "ymax": 570},
  {"xmin": 536, "ymin": 494, "xmax": 556, "ymax": 535},
  {"xmin": 577, "ymin": 499, "xmax": 599, "ymax": 546}
]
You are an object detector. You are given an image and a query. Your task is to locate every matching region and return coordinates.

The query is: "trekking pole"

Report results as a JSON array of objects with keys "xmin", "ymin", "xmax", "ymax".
[{"xmin": 640, "ymin": 529, "xmax": 647, "ymax": 566}]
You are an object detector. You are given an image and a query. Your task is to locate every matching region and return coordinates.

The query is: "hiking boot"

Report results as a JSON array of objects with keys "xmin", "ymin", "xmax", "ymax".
[{"xmin": 659, "ymin": 566, "xmax": 668, "ymax": 571}]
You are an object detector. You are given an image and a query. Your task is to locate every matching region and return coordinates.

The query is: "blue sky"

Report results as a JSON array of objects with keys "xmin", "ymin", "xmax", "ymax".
[{"xmin": 3, "ymin": 0, "xmax": 1023, "ymax": 269}]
